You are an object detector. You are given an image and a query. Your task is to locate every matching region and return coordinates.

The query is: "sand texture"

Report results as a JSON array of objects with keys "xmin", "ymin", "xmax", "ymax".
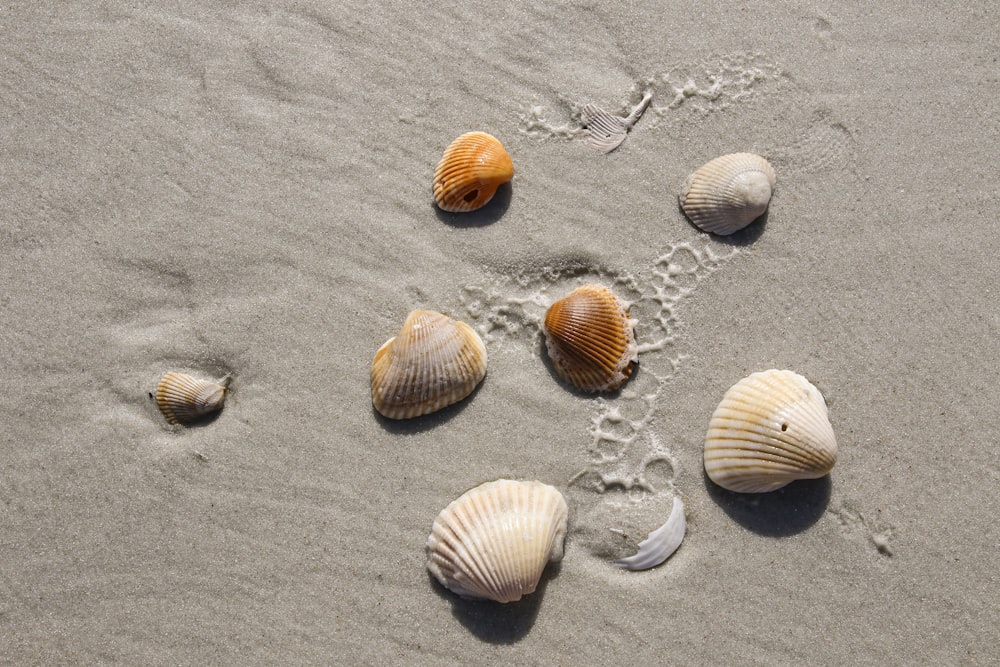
[{"xmin": 2, "ymin": 1, "xmax": 998, "ymax": 664}]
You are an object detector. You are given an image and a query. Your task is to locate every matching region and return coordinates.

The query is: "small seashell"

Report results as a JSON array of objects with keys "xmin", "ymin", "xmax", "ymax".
[
  {"xmin": 426, "ymin": 479, "xmax": 569, "ymax": 603},
  {"xmin": 433, "ymin": 132, "xmax": 514, "ymax": 212},
  {"xmin": 371, "ymin": 309, "xmax": 487, "ymax": 419},
  {"xmin": 614, "ymin": 496, "xmax": 686, "ymax": 570},
  {"xmin": 581, "ymin": 91, "xmax": 653, "ymax": 154},
  {"xmin": 542, "ymin": 284, "xmax": 638, "ymax": 392},
  {"xmin": 679, "ymin": 153, "xmax": 776, "ymax": 235},
  {"xmin": 155, "ymin": 372, "xmax": 230, "ymax": 426},
  {"xmin": 704, "ymin": 369, "xmax": 838, "ymax": 493}
]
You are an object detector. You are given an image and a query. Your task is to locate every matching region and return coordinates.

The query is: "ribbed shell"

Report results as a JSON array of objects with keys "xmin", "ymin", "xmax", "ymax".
[
  {"xmin": 371, "ymin": 309, "xmax": 487, "ymax": 419},
  {"xmin": 679, "ymin": 153, "xmax": 776, "ymax": 235},
  {"xmin": 704, "ymin": 369, "xmax": 838, "ymax": 493},
  {"xmin": 542, "ymin": 284, "xmax": 638, "ymax": 392},
  {"xmin": 433, "ymin": 132, "xmax": 514, "ymax": 212},
  {"xmin": 426, "ymin": 479, "xmax": 569, "ymax": 603},
  {"xmin": 155, "ymin": 372, "xmax": 229, "ymax": 426}
]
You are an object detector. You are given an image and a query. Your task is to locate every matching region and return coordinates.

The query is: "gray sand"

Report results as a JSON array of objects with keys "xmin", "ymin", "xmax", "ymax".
[{"xmin": 2, "ymin": 2, "xmax": 997, "ymax": 664}]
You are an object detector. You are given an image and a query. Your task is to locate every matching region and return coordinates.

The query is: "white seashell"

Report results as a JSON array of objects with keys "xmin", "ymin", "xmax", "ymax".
[
  {"xmin": 614, "ymin": 496, "xmax": 686, "ymax": 570},
  {"xmin": 704, "ymin": 369, "xmax": 838, "ymax": 493},
  {"xmin": 155, "ymin": 372, "xmax": 230, "ymax": 426},
  {"xmin": 371, "ymin": 309, "xmax": 487, "ymax": 419},
  {"xmin": 581, "ymin": 91, "xmax": 653, "ymax": 154},
  {"xmin": 679, "ymin": 153, "xmax": 776, "ymax": 235},
  {"xmin": 426, "ymin": 479, "xmax": 569, "ymax": 603}
]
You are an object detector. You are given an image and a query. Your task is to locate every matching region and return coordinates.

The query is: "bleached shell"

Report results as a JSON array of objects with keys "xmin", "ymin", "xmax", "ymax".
[
  {"xmin": 679, "ymin": 153, "xmax": 776, "ymax": 235},
  {"xmin": 542, "ymin": 284, "xmax": 638, "ymax": 392},
  {"xmin": 704, "ymin": 369, "xmax": 838, "ymax": 493},
  {"xmin": 614, "ymin": 496, "xmax": 686, "ymax": 570},
  {"xmin": 427, "ymin": 479, "xmax": 569, "ymax": 603},
  {"xmin": 433, "ymin": 132, "xmax": 514, "ymax": 212},
  {"xmin": 155, "ymin": 372, "xmax": 229, "ymax": 426},
  {"xmin": 371, "ymin": 309, "xmax": 487, "ymax": 419}
]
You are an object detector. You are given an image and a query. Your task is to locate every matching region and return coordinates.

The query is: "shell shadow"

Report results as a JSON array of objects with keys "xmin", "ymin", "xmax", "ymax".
[
  {"xmin": 373, "ymin": 380, "xmax": 486, "ymax": 434},
  {"xmin": 433, "ymin": 182, "xmax": 512, "ymax": 227},
  {"xmin": 704, "ymin": 469, "xmax": 831, "ymax": 536},
  {"xmin": 675, "ymin": 198, "xmax": 768, "ymax": 247},
  {"xmin": 535, "ymin": 328, "xmax": 638, "ymax": 399},
  {"xmin": 428, "ymin": 560, "xmax": 559, "ymax": 644}
]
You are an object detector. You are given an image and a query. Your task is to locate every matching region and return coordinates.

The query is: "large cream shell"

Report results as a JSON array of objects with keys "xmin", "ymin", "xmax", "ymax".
[
  {"xmin": 542, "ymin": 284, "xmax": 638, "ymax": 393},
  {"xmin": 155, "ymin": 372, "xmax": 229, "ymax": 426},
  {"xmin": 371, "ymin": 309, "xmax": 487, "ymax": 419},
  {"xmin": 426, "ymin": 479, "xmax": 569, "ymax": 603},
  {"xmin": 679, "ymin": 153, "xmax": 776, "ymax": 235},
  {"xmin": 704, "ymin": 369, "xmax": 838, "ymax": 493},
  {"xmin": 433, "ymin": 131, "xmax": 514, "ymax": 212}
]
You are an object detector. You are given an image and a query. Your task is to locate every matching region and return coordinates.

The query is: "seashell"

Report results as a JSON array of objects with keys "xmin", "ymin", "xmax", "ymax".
[
  {"xmin": 581, "ymin": 91, "xmax": 653, "ymax": 154},
  {"xmin": 155, "ymin": 372, "xmax": 230, "ymax": 426},
  {"xmin": 371, "ymin": 309, "xmax": 487, "ymax": 419},
  {"xmin": 427, "ymin": 479, "xmax": 569, "ymax": 603},
  {"xmin": 614, "ymin": 496, "xmax": 686, "ymax": 570},
  {"xmin": 679, "ymin": 153, "xmax": 776, "ymax": 235},
  {"xmin": 433, "ymin": 132, "xmax": 514, "ymax": 212},
  {"xmin": 704, "ymin": 369, "xmax": 838, "ymax": 493},
  {"xmin": 542, "ymin": 284, "xmax": 638, "ymax": 393}
]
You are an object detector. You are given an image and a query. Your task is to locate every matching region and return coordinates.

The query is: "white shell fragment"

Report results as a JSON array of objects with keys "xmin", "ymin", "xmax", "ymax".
[
  {"xmin": 426, "ymin": 479, "xmax": 569, "ymax": 603},
  {"xmin": 679, "ymin": 153, "xmax": 776, "ymax": 235},
  {"xmin": 155, "ymin": 372, "xmax": 230, "ymax": 426},
  {"xmin": 704, "ymin": 369, "xmax": 838, "ymax": 493},
  {"xmin": 614, "ymin": 496, "xmax": 686, "ymax": 570},
  {"xmin": 581, "ymin": 91, "xmax": 653, "ymax": 153}
]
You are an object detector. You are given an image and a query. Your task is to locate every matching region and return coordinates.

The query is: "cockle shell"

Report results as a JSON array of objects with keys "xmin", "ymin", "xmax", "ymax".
[
  {"xmin": 704, "ymin": 369, "xmax": 838, "ymax": 493},
  {"xmin": 679, "ymin": 153, "xmax": 776, "ymax": 235},
  {"xmin": 433, "ymin": 131, "xmax": 514, "ymax": 212},
  {"xmin": 155, "ymin": 372, "xmax": 230, "ymax": 426},
  {"xmin": 371, "ymin": 309, "xmax": 487, "ymax": 419},
  {"xmin": 614, "ymin": 496, "xmax": 686, "ymax": 571},
  {"xmin": 426, "ymin": 479, "xmax": 569, "ymax": 603},
  {"xmin": 542, "ymin": 284, "xmax": 638, "ymax": 393}
]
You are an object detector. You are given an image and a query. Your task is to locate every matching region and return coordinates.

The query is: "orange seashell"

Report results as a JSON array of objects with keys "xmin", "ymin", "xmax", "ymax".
[
  {"xmin": 433, "ymin": 132, "xmax": 514, "ymax": 212},
  {"xmin": 542, "ymin": 284, "xmax": 638, "ymax": 392},
  {"xmin": 155, "ymin": 372, "xmax": 230, "ymax": 426},
  {"xmin": 371, "ymin": 309, "xmax": 488, "ymax": 419}
]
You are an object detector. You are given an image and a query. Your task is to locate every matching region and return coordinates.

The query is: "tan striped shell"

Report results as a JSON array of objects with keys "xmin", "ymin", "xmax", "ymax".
[
  {"xmin": 433, "ymin": 132, "xmax": 514, "ymax": 212},
  {"xmin": 542, "ymin": 284, "xmax": 638, "ymax": 393},
  {"xmin": 679, "ymin": 153, "xmax": 776, "ymax": 235},
  {"xmin": 155, "ymin": 372, "xmax": 230, "ymax": 426},
  {"xmin": 427, "ymin": 479, "xmax": 569, "ymax": 603},
  {"xmin": 704, "ymin": 369, "xmax": 838, "ymax": 493},
  {"xmin": 371, "ymin": 309, "xmax": 487, "ymax": 419}
]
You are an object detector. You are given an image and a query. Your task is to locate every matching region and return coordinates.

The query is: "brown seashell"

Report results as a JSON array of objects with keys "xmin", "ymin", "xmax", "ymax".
[
  {"xmin": 542, "ymin": 284, "xmax": 638, "ymax": 393},
  {"xmin": 433, "ymin": 132, "xmax": 514, "ymax": 212},
  {"xmin": 679, "ymin": 153, "xmax": 776, "ymax": 235},
  {"xmin": 155, "ymin": 372, "xmax": 230, "ymax": 426},
  {"xmin": 427, "ymin": 479, "xmax": 568, "ymax": 603},
  {"xmin": 371, "ymin": 309, "xmax": 487, "ymax": 419},
  {"xmin": 704, "ymin": 369, "xmax": 838, "ymax": 493}
]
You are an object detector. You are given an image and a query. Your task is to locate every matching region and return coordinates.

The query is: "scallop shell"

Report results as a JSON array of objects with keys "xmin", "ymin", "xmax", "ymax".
[
  {"xmin": 614, "ymin": 496, "xmax": 686, "ymax": 571},
  {"xmin": 155, "ymin": 372, "xmax": 230, "ymax": 426},
  {"xmin": 704, "ymin": 369, "xmax": 838, "ymax": 493},
  {"xmin": 426, "ymin": 479, "xmax": 569, "ymax": 603},
  {"xmin": 433, "ymin": 131, "xmax": 514, "ymax": 212},
  {"xmin": 542, "ymin": 284, "xmax": 638, "ymax": 392},
  {"xmin": 371, "ymin": 309, "xmax": 487, "ymax": 419},
  {"xmin": 679, "ymin": 153, "xmax": 776, "ymax": 235}
]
